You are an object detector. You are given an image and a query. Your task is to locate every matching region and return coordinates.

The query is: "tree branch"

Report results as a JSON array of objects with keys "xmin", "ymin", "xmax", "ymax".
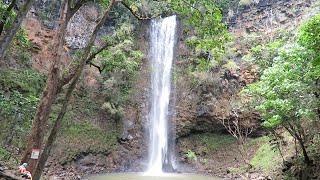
[
  {"xmin": 85, "ymin": 43, "xmax": 111, "ymax": 73},
  {"xmin": 86, "ymin": 43, "xmax": 110, "ymax": 63},
  {"xmin": 88, "ymin": 62, "xmax": 103, "ymax": 73},
  {"xmin": 120, "ymin": 1, "xmax": 160, "ymax": 20}
]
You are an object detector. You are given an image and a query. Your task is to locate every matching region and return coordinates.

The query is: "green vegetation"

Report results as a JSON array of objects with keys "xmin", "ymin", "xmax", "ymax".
[
  {"xmin": 0, "ymin": 68, "xmax": 45, "ymax": 95},
  {"xmin": 147, "ymin": 0, "xmax": 229, "ymax": 72},
  {"xmin": 57, "ymin": 120, "xmax": 119, "ymax": 164},
  {"xmin": 244, "ymin": 14, "xmax": 320, "ymax": 165},
  {"xmin": 0, "ymin": 1, "xmax": 17, "ymax": 30},
  {"xmin": 185, "ymin": 149, "xmax": 197, "ymax": 161},
  {"xmin": 123, "ymin": 0, "xmax": 231, "ymax": 72},
  {"xmin": 243, "ymin": 40, "xmax": 284, "ymax": 71},
  {"xmin": 0, "ymin": 11, "xmax": 42, "ymax": 151},
  {"xmin": 0, "ymin": 146, "xmax": 18, "ymax": 166},
  {"xmin": 97, "ymin": 22, "xmax": 143, "ymax": 120},
  {"xmin": 298, "ymin": 14, "xmax": 320, "ymax": 61},
  {"xmin": 0, "ymin": 68, "xmax": 45, "ymax": 148},
  {"xmin": 6, "ymin": 28, "xmax": 32, "ymax": 67},
  {"xmin": 197, "ymin": 133, "xmax": 236, "ymax": 151},
  {"xmin": 250, "ymin": 140, "xmax": 281, "ymax": 173}
]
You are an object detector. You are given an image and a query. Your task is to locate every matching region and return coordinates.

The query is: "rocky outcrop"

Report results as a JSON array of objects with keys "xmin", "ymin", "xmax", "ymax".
[
  {"xmin": 65, "ymin": 4, "xmax": 100, "ymax": 49},
  {"xmin": 227, "ymin": 0, "xmax": 318, "ymax": 34},
  {"xmin": 173, "ymin": 64, "xmax": 260, "ymax": 137}
]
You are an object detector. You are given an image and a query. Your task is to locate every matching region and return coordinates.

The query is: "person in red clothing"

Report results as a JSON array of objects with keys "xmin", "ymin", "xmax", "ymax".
[{"xmin": 18, "ymin": 163, "xmax": 32, "ymax": 179}]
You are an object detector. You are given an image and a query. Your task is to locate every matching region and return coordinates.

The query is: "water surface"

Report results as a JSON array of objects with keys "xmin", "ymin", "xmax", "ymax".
[{"xmin": 88, "ymin": 173, "xmax": 220, "ymax": 180}]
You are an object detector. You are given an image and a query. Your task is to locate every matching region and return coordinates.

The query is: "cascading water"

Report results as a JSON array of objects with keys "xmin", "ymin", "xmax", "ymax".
[{"xmin": 146, "ymin": 15, "xmax": 177, "ymax": 175}]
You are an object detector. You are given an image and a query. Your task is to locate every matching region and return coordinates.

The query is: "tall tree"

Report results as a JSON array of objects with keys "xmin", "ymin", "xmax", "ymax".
[
  {"xmin": 20, "ymin": 0, "xmax": 85, "ymax": 173},
  {"xmin": 32, "ymin": 1, "xmax": 115, "ymax": 176},
  {"xmin": 0, "ymin": 0, "xmax": 35, "ymax": 60},
  {"xmin": 21, "ymin": 0, "xmax": 116, "ymax": 177},
  {"xmin": 20, "ymin": 0, "xmax": 69, "ymax": 172}
]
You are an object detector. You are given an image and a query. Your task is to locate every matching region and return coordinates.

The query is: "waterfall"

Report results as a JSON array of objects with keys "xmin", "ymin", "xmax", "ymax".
[{"xmin": 146, "ymin": 15, "xmax": 177, "ymax": 175}]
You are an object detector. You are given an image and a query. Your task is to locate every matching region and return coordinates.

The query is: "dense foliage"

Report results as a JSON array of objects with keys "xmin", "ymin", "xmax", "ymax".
[
  {"xmin": 98, "ymin": 22, "xmax": 143, "ymax": 119},
  {"xmin": 170, "ymin": 0, "xmax": 231, "ymax": 71},
  {"xmin": 0, "ymin": 19, "xmax": 44, "ymax": 150},
  {"xmin": 244, "ymin": 14, "xmax": 320, "ymax": 164}
]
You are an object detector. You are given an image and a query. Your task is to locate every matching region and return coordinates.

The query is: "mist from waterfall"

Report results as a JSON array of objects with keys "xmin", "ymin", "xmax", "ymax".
[{"xmin": 146, "ymin": 15, "xmax": 177, "ymax": 175}]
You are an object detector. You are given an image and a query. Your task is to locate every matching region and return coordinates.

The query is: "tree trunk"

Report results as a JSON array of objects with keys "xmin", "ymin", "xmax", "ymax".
[
  {"xmin": 32, "ymin": 69, "xmax": 80, "ymax": 180},
  {"xmin": 20, "ymin": 65, "xmax": 60, "ymax": 172},
  {"xmin": 0, "ymin": 0, "xmax": 17, "ymax": 35},
  {"xmin": 20, "ymin": 0, "xmax": 70, "ymax": 173},
  {"xmin": 0, "ymin": 0, "xmax": 34, "ymax": 59},
  {"xmin": 31, "ymin": 1, "xmax": 115, "ymax": 178},
  {"xmin": 285, "ymin": 122, "xmax": 311, "ymax": 165},
  {"xmin": 295, "ymin": 133, "xmax": 311, "ymax": 165}
]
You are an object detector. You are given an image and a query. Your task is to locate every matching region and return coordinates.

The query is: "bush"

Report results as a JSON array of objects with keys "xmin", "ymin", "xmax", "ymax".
[
  {"xmin": 298, "ymin": 14, "xmax": 320, "ymax": 54},
  {"xmin": 186, "ymin": 149, "xmax": 197, "ymax": 161},
  {"xmin": 0, "ymin": 69, "xmax": 45, "ymax": 95}
]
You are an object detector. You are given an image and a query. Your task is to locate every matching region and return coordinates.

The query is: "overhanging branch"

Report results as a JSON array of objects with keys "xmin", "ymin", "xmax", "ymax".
[
  {"xmin": 85, "ymin": 43, "xmax": 111, "ymax": 73},
  {"xmin": 86, "ymin": 43, "xmax": 110, "ymax": 63},
  {"xmin": 120, "ymin": 1, "xmax": 161, "ymax": 20},
  {"xmin": 88, "ymin": 62, "xmax": 103, "ymax": 73}
]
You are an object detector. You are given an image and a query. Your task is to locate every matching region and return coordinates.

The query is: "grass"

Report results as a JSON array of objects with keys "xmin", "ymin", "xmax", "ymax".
[
  {"xmin": 0, "ymin": 69, "xmax": 45, "ymax": 95},
  {"xmin": 226, "ymin": 136, "xmax": 283, "ymax": 175},
  {"xmin": 55, "ymin": 120, "xmax": 119, "ymax": 164},
  {"xmin": 195, "ymin": 133, "xmax": 237, "ymax": 151},
  {"xmin": 228, "ymin": 165, "xmax": 250, "ymax": 174},
  {"xmin": 250, "ymin": 136, "xmax": 282, "ymax": 173}
]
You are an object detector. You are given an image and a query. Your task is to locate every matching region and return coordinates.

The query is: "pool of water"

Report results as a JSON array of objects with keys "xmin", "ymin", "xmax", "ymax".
[{"xmin": 86, "ymin": 173, "xmax": 220, "ymax": 180}]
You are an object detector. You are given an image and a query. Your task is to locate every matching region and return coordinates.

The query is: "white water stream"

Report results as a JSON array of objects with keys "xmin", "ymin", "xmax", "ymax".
[{"xmin": 146, "ymin": 16, "xmax": 177, "ymax": 175}]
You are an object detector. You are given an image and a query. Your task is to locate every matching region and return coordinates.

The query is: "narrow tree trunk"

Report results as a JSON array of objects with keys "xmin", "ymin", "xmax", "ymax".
[
  {"xmin": 0, "ymin": 0, "xmax": 17, "ymax": 35},
  {"xmin": 20, "ymin": 0, "xmax": 91, "ymax": 175},
  {"xmin": 285, "ymin": 122, "xmax": 311, "ymax": 165},
  {"xmin": 20, "ymin": 0, "xmax": 70, "ymax": 173},
  {"xmin": 0, "ymin": 0, "xmax": 34, "ymax": 59},
  {"xmin": 20, "ymin": 65, "xmax": 60, "ymax": 172},
  {"xmin": 32, "ymin": 69, "xmax": 80, "ymax": 180},
  {"xmin": 295, "ymin": 134, "xmax": 311, "ymax": 165}
]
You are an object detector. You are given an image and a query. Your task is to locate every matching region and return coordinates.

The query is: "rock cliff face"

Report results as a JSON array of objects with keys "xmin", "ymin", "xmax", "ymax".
[{"xmin": 227, "ymin": 0, "xmax": 318, "ymax": 34}]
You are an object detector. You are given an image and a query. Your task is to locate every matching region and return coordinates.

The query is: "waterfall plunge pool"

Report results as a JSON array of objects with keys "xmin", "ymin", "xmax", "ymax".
[{"xmin": 86, "ymin": 173, "xmax": 220, "ymax": 180}]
